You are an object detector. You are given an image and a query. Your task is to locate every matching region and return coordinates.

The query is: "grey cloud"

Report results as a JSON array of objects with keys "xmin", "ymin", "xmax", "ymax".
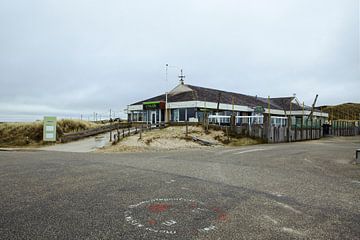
[{"xmin": 0, "ymin": 0, "xmax": 359, "ymax": 121}]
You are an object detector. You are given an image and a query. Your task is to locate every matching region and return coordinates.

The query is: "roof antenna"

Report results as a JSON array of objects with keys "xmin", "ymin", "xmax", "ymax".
[{"xmin": 178, "ymin": 69, "xmax": 185, "ymax": 85}]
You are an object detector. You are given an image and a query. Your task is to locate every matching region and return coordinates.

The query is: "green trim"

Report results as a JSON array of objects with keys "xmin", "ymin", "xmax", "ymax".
[{"xmin": 143, "ymin": 101, "xmax": 160, "ymax": 105}]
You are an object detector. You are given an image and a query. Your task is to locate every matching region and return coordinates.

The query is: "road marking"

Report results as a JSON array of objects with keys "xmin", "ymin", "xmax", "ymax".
[
  {"xmin": 263, "ymin": 215, "xmax": 278, "ymax": 225},
  {"xmin": 275, "ymin": 201, "xmax": 302, "ymax": 214},
  {"xmin": 125, "ymin": 198, "xmax": 224, "ymax": 235},
  {"xmin": 162, "ymin": 220, "xmax": 177, "ymax": 226},
  {"xmin": 269, "ymin": 192, "xmax": 283, "ymax": 197},
  {"xmin": 165, "ymin": 179, "xmax": 176, "ymax": 184},
  {"xmin": 282, "ymin": 227, "xmax": 305, "ymax": 236},
  {"xmin": 198, "ymin": 225, "xmax": 216, "ymax": 232},
  {"xmin": 215, "ymin": 148, "xmax": 250, "ymax": 155},
  {"xmin": 233, "ymin": 148, "xmax": 266, "ymax": 155},
  {"xmin": 351, "ymin": 180, "xmax": 360, "ymax": 184}
]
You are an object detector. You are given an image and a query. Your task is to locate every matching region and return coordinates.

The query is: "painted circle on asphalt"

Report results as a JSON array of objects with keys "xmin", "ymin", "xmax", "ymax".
[{"xmin": 124, "ymin": 198, "xmax": 227, "ymax": 235}]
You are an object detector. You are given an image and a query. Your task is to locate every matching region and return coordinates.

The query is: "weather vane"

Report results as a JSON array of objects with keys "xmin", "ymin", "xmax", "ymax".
[{"xmin": 178, "ymin": 69, "xmax": 185, "ymax": 84}]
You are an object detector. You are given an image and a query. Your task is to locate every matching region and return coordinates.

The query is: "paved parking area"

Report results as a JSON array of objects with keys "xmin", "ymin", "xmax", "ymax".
[{"xmin": 0, "ymin": 136, "xmax": 360, "ymax": 239}]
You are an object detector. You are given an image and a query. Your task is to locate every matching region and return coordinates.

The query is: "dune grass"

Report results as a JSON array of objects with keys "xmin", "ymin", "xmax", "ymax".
[{"xmin": 0, "ymin": 119, "xmax": 100, "ymax": 147}]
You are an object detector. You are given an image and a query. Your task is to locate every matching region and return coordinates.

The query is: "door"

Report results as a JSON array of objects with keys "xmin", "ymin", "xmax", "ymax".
[{"xmin": 151, "ymin": 111, "xmax": 156, "ymax": 124}]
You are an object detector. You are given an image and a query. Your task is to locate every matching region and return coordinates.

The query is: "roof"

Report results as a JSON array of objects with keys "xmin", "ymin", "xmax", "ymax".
[{"xmin": 131, "ymin": 84, "xmax": 313, "ymax": 112}]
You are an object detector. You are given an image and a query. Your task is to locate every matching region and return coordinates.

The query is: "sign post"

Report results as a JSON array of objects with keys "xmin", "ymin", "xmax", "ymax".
[{"xmin": 43, "ymin": 116, "xmax": 57, "ymax": 142}]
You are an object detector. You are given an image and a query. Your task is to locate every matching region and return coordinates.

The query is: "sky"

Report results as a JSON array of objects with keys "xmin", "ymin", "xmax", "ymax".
[{"xmin": 0, "ymin": 0, "xmax": 359, "ymax": 121}]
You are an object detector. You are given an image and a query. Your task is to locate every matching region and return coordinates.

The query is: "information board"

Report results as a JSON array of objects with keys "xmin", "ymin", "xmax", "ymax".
[{"xmin": 43, "ymin": 116, "xmax": 57, "ymax": 142}]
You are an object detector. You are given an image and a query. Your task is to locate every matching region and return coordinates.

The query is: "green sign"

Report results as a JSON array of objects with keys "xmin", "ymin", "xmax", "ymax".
[
  {"xmin": 254, "ymin": 106, "xmax": 265, "ymax": 114},
  {"xmin": 43, "ymin": 116, "xmax": 57, "ymax": 142},
  {"xmin": 143, "ymin": 101, "xmax": 165, "ymax": 110}
]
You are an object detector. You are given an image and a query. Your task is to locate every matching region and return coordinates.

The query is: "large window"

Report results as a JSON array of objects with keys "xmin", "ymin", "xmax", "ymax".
[
  {"xmin": 171, "ymin": 109, "xmax": 179, "ymax": 122},
  {"xmin": 179, "ymin": 109, "xmax": 186, "ymax": 121},
  {"xmin": 186, "ymin": 108, "xmax": 196, "ymax": 120}
]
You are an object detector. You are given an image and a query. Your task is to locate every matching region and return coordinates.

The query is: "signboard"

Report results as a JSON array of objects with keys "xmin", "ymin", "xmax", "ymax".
[
  {"xmin": 43, "ymin": 116, "xmax": 57, "ymax": 142},
  {"xmin": 143, "ymin": 101, "xmax": 165, "ymax": 110}
]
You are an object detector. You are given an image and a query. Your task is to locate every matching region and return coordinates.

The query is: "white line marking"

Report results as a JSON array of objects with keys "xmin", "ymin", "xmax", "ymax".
[
  {"xmin": 233, "ymin": 148, "xmax": 266, "ymax": 155},
  {"xmin": 269, "ymin": 192, "xmax": 283, "ymax": 197},
  {"xmin": 215, "ymin": 148, "xmax": 251, "ymax": 155},
  {"xmin": 282, "ymin": 227, "xmax": 305, "ymax": 236},
  {"xmin": 165, "ymin": 179, "xmax": 176, "ymax": 184},
  {"xmin": 351, "ymin": 180, "xmax": 360, "ymax": 184},
  {"xmin": 162, "ymin": 220, "xmax": 177, "ymax": 226},
  {"xmin": 198, "ymin": 225, "xmax": 216, "ymax": 232},
  {"xmin": 275, "ymin": 201, "xmax": 302, "ymax": 214}
]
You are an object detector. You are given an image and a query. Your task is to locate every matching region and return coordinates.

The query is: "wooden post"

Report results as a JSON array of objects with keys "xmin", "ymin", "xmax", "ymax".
[
  {"xmin": 185, "ymin": 121, "xmax": 188, "ymax": 137},
  {"xmin": 139, "ymin": 124, "xmax": 142, "ymax": 139},
  {"xmin": 310, "ymin": 117, "xmax": 313, "ymax": 139},
  {"xmin": 109, "ymin": 109, "xmax": 112, "ymax": 142},
  {"xmin": 226, "ymin": 126, "xmax": 230, "ymax": 142},
  {"xmin": 117, "ymin": 122, "xmax": 120, "ymax": 142}
]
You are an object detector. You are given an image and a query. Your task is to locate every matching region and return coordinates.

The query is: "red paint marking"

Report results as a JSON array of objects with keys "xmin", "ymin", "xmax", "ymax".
[
  {"xmin": 148, "ymin": 219, "xmax": 157, "ymax": 225},
  {"xmin": 217, "ymin": 213, "xmax": 227, "ymax": 221},
  {"xmin": 212, "ymin": 207, "xmax": 228, "ymax": 221},
  {"xmin": 148, "ymin": 203, "xmax": 171, "ymax": 213}
]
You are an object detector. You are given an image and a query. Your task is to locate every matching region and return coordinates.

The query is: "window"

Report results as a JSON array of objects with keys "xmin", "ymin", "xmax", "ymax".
[
  {"xmin": 186, "ymin": 108, "xmax": 196, "ymax": 120},
  {"xmin": 171, "ymin": 109, "xmax": 179, "ymax": 122},
  {"xmin": 179, "ymin": 109, "xmax": 186, "ymax": 121}
]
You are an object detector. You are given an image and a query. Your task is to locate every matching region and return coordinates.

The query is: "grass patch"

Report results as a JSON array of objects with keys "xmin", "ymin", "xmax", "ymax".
[{"xmin": 0, "ymin": 119, "xmax": 100, "ymax": 147}]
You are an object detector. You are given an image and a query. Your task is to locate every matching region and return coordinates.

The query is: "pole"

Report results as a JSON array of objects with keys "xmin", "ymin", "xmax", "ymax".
[
  {"xmin": 109, "ymin": 109, "xmax": 112, "ymax": 142},
  {"xmin": 268, "ymin": 96, "xmax": 271, "ymax": 138},
  {"xmin": 165, "ymin": 92, "xmax": 168, "ymax": 123},
  {"xmin": 139, "ymin": 124, "xmax": 142, "ymax": 139}
]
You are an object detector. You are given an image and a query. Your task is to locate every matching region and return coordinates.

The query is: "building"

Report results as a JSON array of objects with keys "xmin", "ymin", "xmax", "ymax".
[{"xmin": 127, "ymin": 79, "xmax": 328, "ymax": 126}]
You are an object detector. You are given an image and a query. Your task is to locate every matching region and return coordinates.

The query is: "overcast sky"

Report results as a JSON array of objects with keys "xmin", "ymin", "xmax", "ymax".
[{"xmin": 0, "ymin": 0, "xmax": 359, "ymax": 121}]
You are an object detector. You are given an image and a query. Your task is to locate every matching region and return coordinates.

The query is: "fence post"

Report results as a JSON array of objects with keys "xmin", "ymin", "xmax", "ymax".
[
  {"xmin": 186, "ymin": 121, "xmax": 188, "ymax": 138},
  {"xmin": 117, "ymin": 122, "xmax": 120, "ymax": 142},
  {"xmin": 139, "ymin": 124, "xmax": 142, "ymax": 139},
  {"xmin": 226, "ymin": 126, "xmax": 230, "ymax": 142}
]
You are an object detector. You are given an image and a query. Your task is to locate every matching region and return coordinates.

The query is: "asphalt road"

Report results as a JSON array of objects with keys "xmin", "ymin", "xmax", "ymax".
[{"xmin": 1, "ymin": 136, "xmax": 360, "ymax": 239}]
